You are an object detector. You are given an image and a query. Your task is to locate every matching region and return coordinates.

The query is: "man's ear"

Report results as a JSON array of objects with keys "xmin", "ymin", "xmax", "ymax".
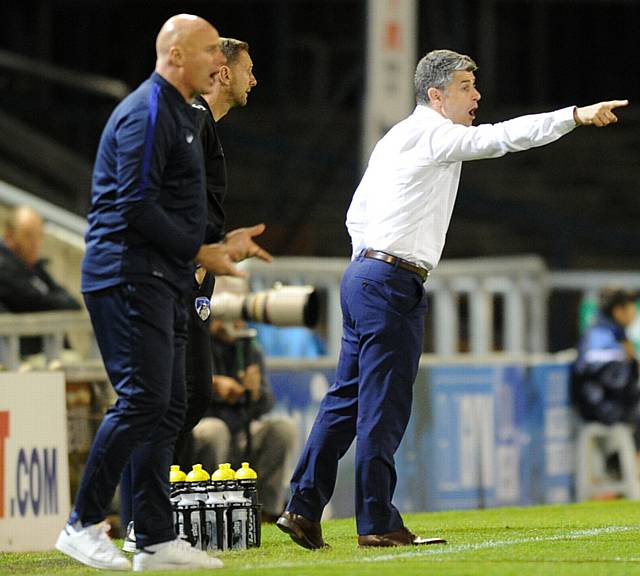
[
  {"xmin": 168, "ymin": 45, "xmax": 184, "ymax": 67},
  {"xmin": 218, "ymin": 65, "xmax": 232, "ymax": 86},
  {"xmin": 427, "ymin": 86, "xmax": 442, "ymax": 106}
]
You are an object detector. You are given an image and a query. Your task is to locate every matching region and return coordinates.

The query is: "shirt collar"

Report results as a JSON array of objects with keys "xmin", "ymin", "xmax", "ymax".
[{"xmin": 413, "ymin": 104, "xmax": 449, "ymax": 123}]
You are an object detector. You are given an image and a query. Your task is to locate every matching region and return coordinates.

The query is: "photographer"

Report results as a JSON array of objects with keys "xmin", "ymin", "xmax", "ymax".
[{"xmin": 189, "ymin": 316, "xmax": 297, "ymax": 522}]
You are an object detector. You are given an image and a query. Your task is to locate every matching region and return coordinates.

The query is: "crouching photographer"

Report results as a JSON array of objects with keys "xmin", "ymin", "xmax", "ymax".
[{"xmin": 188, "ymin": 278, "xmax": 320, "ymax": 521}]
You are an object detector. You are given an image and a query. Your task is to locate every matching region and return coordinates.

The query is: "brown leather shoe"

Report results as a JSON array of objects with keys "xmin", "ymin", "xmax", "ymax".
[
  {"xmin": 276, "ymin": 511, "xmax": 329, "ymax": 550},
  {"xmin": 358, "ymin": 526, "xmax": 447, "ymax": 547}
]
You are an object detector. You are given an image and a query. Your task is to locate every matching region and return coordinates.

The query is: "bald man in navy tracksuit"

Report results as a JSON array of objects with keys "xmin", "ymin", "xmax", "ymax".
[
  {"xmin": 75, "ymin": 69, "xmax": 207, "ymax": 550},
  {"xmin": 56, "ymin": 15, "xmax": 231, "ymax": 572}
]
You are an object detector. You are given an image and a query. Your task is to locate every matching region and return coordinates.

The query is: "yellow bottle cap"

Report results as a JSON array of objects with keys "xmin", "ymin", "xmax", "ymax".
[
  {"xmin": 186, "ymin": 463, "xmax": 210, "ymax": 482},
  {"xmin": 235, "ymin": 462, "xmax": 258, "ymax": 479},
  {"xmin": 211, "ymin": 462, "xmax": 236, "ymax": 481},
  {"xmin": 169, "ymin": 464, "xmax": 187, "ymax": 483}
]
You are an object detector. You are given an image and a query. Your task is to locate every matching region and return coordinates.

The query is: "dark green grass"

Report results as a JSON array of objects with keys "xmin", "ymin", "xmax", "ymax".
[{"xmin": 2, "ymin": 500, "xmax": 639, "ymax": 575}]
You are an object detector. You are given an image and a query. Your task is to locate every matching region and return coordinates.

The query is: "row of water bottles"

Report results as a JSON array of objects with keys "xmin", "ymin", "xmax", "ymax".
[{"xmin": 171, "ymin": 461, "xmax": 261, "ymax": 551}]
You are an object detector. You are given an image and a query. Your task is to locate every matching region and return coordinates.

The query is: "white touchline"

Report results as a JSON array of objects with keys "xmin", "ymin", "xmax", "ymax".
[
  {"xmin": 238, "ymin": 525, "xmax": 639, "ymax": 571},
  {"xmin": 359, "ymin": 525, "xmax": 638, "ymax": 563}
]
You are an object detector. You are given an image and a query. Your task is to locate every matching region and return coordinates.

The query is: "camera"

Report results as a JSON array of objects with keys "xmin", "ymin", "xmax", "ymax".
[{"xmin": 211, "ymin": 283, "xmax": 319, "ymax": 328}]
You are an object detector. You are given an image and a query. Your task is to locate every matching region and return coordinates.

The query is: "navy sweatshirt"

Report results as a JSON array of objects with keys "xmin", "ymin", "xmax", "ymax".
[{"xmin": 81, "ymin": 72, "xmax": 206, "ymax": 294}]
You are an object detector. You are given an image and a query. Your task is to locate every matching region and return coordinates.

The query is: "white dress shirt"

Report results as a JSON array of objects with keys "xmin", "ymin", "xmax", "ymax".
[{"xmin": 346, "ymin": 104, "xmax": 577, "ymax": 270}]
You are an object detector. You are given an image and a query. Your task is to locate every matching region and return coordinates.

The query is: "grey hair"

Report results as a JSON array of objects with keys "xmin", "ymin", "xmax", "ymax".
[
  {"xmin": 414, "ymin": 49, "xmax": 478, "ymax": 105},
  {"xmin": 219, "ymin": 37, "xmax": 250, "ymax": 65}
]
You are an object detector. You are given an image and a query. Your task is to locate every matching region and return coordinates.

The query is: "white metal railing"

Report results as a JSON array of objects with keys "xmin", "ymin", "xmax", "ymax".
[
  {"xmin": 426, "ymin": 256, "xmax": 547, "ymax": 355},
  {"xmin": 549, "ymin": 271, "xmax": 640, "ymax": 300},
  {"xmin": 3, "ymin": 260, "xmax": 640, "ymax": 369},
  {"xmin": 0, "ymin": 311, "xmax": 95, "ymax": 371},
  {"xmin": 242, "ymin": 255, "xmax": 548, "ymax": 356}
]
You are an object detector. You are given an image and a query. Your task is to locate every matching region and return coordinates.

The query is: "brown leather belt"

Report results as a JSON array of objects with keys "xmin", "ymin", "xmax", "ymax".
[{"xmin": 363, "ymin": 249, "xmax": 430, "ymax": 283}]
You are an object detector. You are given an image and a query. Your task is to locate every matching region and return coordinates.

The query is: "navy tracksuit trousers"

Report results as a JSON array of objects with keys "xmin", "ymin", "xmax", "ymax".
[
  {"xmin": 119, "ymin": 274, "xmax": 214, "ymax": 529},
  {"xmin": 69, "ymin": 278, "xmax": 188, "ymax": 548},
  {"xmin": 286, "ymin": 254, "xmax": 426, "ymax": 535}
]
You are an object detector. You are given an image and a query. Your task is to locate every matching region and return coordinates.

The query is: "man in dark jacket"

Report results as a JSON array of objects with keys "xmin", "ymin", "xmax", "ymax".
[
  {"xmin": 174, "ymin": 36, "xmax": 259, "ymax": 463},
  {"xmin": 0, "ymin": 205, "xmax": 81, "ymax": 355},
  {"xmin": 0, "ymin": 205, "xmax": 80, "ymax": 312},
  {"xmin": 572, "ymin": 288, "xmax": 640, "ymax": 448}
]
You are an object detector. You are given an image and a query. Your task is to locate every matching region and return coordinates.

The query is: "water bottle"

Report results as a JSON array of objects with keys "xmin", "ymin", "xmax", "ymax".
[
  {"xmin": 169, "ymin": 465, "xmax": 187, "ymax": 536},
  {"xmin": 178, "ymin": 464, "xmax": 210, "ymax": 549},
  {"xmin": 235, "ymin": 462, "xmax": 261, "ymax": 548},
  {"xmin": 224, "ymin": 462, "xmax": 256, "ymax": 550},
  {"xmin": 204, "ymin": 476, "xmax": 228, "ymax": 551},
  {"xmin": 212, "ymin": 463, "xmax": 242, "ymax": 549}
]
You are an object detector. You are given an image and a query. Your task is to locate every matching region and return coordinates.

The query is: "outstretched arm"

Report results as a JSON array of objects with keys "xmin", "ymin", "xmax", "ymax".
[{"xmin": 573, "ymin": 100, "xmax": 629, "ymax": 127}]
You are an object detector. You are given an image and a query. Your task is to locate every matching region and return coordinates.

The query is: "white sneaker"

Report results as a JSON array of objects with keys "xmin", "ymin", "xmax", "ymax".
[
  {"xmin": 122, "ymin": 521, "xmax": 137, "ymax": 552},
  {"xmin": 56, "ymin": 521, "xmax": 132, "ymax": 571},
  {"xmin": 133, "ymin": 538, "xmax": 223, "ymax": 572}
]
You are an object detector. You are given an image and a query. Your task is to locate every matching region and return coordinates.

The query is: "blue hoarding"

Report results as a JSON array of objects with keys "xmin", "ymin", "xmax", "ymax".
[{"xmin": 268, "ymin": 357, "xmax": 572, "ymax": 517}]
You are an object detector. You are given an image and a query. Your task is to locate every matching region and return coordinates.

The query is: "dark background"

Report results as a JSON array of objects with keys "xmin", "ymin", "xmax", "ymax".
[{"xmin": 0, "ymin": 0, "xmax": 638, "ymax": 268}]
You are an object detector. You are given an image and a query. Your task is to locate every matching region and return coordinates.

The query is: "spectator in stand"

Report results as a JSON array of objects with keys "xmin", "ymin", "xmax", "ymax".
[
  {"xmin": 0, "ymin": 205, "xmax": 81, "ymax": 355},
  {"xmin": 572, "ymin": 288, "xmax": 640, "ymax": 451}
]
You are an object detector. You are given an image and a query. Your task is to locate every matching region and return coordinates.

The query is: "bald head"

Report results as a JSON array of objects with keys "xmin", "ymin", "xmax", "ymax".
[
  {"xmin": 155, "ymin": 14, "xmax": 226, "ymax": 101},
  {"xmin": 4, "ymin": 206, "xmax": 43, "ymax": 267},
  {"xmin": 156, "ymin": 14, "xmax": 205, "ymax": 58}
]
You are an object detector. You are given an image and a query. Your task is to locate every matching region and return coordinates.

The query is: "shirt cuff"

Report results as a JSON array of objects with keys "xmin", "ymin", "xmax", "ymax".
[{"xmin": 557, "ymin": 105, "xmax": 579, "ymax": 131}]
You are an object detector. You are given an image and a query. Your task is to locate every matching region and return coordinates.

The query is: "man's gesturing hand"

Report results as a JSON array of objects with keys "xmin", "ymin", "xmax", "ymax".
[
  {"xmin": 224, "ymin": 224, "xmax": 273, "ymax": 263},
  {"xmin": 574, "ymin": 100, "xmax": 629, "ymax": 127},
  {"xmin": 196, "ymin": 243, "xmax": 244, "ymax": 277},
  {"xmin": 195, "ymin": 224, "xmax": 273, "ymax": 276}
]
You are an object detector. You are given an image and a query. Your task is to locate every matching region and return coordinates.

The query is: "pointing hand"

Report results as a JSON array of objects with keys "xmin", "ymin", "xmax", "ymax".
[{"xmin": 574, "ymin": 100, "xmax": 629, "ymax": 127}]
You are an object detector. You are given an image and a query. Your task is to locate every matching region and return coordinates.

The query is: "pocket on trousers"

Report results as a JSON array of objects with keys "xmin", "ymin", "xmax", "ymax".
[{"xmin": 361, "ymin": 276, "xmax": 424, "ymax": 315}]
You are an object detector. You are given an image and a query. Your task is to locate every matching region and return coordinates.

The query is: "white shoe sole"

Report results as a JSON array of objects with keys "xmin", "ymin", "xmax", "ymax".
[{"xmin": 56, "ymin": 531, "xmax": 131, "ymax": 571}]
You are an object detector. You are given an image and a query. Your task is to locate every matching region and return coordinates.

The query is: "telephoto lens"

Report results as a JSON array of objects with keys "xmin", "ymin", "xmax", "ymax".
[{"xmin": 211, "ymin": 284, "xmax": 319, "ymax": 328}]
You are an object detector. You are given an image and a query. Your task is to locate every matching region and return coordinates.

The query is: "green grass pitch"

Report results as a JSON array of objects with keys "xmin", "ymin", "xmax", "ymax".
[{"xmin": 1, "ymin": 500, "xmax": 639, "ymax": 575}]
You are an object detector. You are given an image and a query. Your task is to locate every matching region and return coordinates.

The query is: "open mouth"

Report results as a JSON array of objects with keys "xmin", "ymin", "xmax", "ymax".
[{"xmin": 469, "ymin": 107, "xmax": 477, "ymax": 119}]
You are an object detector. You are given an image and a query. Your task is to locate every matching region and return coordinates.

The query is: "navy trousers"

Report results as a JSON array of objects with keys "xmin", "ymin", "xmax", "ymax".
[
  {"xmin": 287, "ymin": 254, "xmax": 426, "ymax": 535},
  {"xmin": 70, "ymin": 278, "xmax": 188, "ymax": 548},
  {"xmin": 119, "ymin": 274, "xmax": 214, "ymax": 528}
]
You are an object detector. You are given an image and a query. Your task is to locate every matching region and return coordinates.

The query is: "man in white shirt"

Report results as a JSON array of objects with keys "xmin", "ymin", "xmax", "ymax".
[{"xmin": 276, "ymin": 49, "xmax": 627, "ymax": 549}]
